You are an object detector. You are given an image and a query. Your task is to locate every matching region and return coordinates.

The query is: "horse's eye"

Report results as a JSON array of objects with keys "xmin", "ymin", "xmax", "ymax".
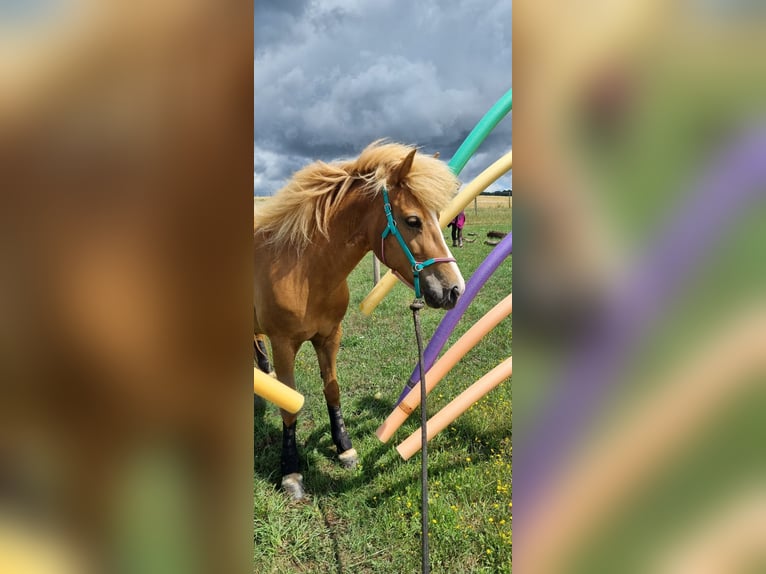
[{"xmin": 405, "ymin": 216, "xmax": 422, "ymax": 229}]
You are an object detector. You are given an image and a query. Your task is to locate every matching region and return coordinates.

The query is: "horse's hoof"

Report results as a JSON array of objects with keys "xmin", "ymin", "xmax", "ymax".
[
  {"xmin": 338, "ymin": 448, "xmax": 358, "ymax": 469},
  {"xmin": 281, "ymin": 473, "xmax": 306, "ymax": 500}
]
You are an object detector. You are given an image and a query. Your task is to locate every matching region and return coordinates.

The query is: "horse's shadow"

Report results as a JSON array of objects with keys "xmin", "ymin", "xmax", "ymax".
[
  {"xmin": 254, "ymin": 392, "xmax": 509, "ymax": 504},
  {"xmin": 254, "ymin": 393, "xmax": 511, "ymax": 574},
  {"xmin": 253, "ymin": 395, "xmax": 284, "ymax": 485},
  {"xmin": 253, "ymin": 393, "xmax": 397, "ymax": 493}
]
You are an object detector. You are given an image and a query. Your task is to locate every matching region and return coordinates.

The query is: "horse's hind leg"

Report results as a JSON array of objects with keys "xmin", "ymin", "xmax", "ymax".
[
  {"xmin": 270, "ymin": 337, "xmax": 306, "ymax": 500},
  {"xmin": 253, "ymin": 334, "xmax": 272, "ymax": 374},
  {"xmin": 312, "ymin": 326, "xmax": 358, "ymax": 469}
]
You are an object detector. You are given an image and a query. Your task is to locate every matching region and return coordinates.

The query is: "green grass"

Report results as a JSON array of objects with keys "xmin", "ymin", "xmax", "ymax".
[{"xmin": 254, "ymin": 202, "xmax": 512, "ymax": 573}]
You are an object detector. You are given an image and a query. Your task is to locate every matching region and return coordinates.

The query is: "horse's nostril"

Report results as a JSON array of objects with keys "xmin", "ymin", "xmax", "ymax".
[{"xmin": 449, "ymin": 286, "xmax": 461, "ymax": 304}]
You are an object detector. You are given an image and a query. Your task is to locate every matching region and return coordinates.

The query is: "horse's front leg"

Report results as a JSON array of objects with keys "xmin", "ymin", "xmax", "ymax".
[
  {"xmin": 312, "ymin": 326, "xmax": 358, "ymax": 469},
  {"xmin": 270, "ymin": 336, "xmax": 305, "ymax": 500}
]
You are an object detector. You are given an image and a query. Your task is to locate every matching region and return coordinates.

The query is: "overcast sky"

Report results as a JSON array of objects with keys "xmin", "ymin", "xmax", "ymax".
[{"xmin": 254, "ymin": 0, "xmax": 511, "ymax": 195}]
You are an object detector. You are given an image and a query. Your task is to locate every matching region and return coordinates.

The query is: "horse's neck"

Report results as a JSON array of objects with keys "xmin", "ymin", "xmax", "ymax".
[{"xmin": 305, "ymin": 195, "xmax": 375, "ymax": 285}]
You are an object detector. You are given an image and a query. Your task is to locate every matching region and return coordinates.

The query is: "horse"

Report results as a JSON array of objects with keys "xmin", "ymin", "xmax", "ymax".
[{"xmin": 254, "ymin": 141, "xmax": 466, "ymax": 499}]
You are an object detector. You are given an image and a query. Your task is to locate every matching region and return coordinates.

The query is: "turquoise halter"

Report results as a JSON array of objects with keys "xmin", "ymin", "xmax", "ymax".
[{"xmin": 379, "ymin": 187, "xmax": 456, "ymax": 299}]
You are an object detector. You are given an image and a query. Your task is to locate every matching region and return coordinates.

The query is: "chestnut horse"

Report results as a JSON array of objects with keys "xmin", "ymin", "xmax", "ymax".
[{"xmin": 254, "ymin": 141, "xmax": 465, "ymax": 499}]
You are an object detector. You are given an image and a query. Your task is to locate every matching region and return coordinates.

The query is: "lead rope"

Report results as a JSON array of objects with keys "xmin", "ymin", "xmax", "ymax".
[{"xmin": 410, "ymin": 298, "xmax": 429, "ymax": 574}]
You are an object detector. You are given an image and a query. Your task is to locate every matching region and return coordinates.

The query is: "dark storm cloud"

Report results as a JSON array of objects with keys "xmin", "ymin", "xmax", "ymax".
[
  {"xmin": 254, "ymin": 0, "xmax": 311, "ymax": 52},
  {"xmin": 254, "ymin": 0, "xmax": 511, "ymax": 195}
]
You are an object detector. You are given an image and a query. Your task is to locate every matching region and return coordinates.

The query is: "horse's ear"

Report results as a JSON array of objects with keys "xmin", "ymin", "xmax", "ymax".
[
  {"xmin": 392, "ymin": 149, "xmax": 417, "ymax": 187},
  {"xmin": 433, "ymin": 152, "xmax": 440, "ymax": 159}
]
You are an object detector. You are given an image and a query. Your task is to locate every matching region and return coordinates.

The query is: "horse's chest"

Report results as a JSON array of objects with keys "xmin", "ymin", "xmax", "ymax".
[{"xmin": 257, "ymin": 275, "xmax": 348, "ymax": 338}]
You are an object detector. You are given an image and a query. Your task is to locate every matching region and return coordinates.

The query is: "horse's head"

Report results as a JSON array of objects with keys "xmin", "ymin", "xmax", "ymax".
[{"xmin": 371, "ymin": 148, "xmax": 465, "ymax": 309}]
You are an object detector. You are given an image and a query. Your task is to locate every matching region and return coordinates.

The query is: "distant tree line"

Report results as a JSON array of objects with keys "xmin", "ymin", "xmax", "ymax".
[{"xmin": 481, "ymin": 189, "xmax": 512, "ymax": 197}]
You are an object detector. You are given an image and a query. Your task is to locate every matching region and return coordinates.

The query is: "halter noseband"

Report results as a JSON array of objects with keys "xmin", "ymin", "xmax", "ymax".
[{"xmin": 379, "ymin": 187, "xmax": 456, "ymax": 299}]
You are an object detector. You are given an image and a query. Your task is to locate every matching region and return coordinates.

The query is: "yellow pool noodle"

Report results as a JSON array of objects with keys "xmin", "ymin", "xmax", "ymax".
[{"xmin": 253, "ymin": 368, "xmax": 304, "ymax": 414}]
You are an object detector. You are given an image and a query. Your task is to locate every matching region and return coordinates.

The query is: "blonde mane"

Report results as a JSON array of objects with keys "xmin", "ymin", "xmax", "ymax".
[{"xmin": 254, "ymin": 140, "xmax": 459, "ymax": 251}]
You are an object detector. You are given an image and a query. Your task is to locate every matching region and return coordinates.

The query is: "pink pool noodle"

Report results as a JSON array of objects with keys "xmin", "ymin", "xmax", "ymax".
[
  {"xmin": 377, "ymin": 293, "xmax": 513, "ymax": 442},
  {"xmin": 397, "ymin": 232, "xmax": 512, "ymax": 405},
  {"xmin": 396, "ymin": 357, "xmax": 513, "ymax": 460}
]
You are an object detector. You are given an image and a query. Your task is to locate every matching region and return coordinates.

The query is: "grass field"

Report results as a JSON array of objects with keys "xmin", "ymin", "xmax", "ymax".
[{"xmin": 254, "ymin": 198, "xmax": 512, "ymax": 573}]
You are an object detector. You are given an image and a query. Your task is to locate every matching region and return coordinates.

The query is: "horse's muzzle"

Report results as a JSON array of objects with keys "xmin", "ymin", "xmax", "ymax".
[{"xmin": 423, "ymin": 282, "xmax": 463, "ymax": 310}]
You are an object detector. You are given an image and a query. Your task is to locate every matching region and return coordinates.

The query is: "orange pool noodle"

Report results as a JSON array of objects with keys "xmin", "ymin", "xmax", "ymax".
[
  {"xmin": 396, "ymin": 357, "xmax": 512, "ymax": 461},
  {"xmin": 253, "ymin": 368, "xmax": 305, "ymax": 414},
  {"xmin": 376, "ymin": 293, "xmax": 512, "ymax": 442}
]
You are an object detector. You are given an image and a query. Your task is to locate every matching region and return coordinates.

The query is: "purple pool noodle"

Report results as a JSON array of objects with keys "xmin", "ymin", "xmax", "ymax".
[
  {"xmin": 395, "ymin": 232, "xmax": 513, "ymax": 405},
  {"xmin": 516, "ymin": 126, "xmax": 766, "ymax": 523}
]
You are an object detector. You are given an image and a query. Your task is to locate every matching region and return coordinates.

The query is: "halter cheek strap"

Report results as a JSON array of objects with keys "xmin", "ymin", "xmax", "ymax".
[{"xmin": 379, "ymin": 187, "xmax": 456, "ymax": 299}]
